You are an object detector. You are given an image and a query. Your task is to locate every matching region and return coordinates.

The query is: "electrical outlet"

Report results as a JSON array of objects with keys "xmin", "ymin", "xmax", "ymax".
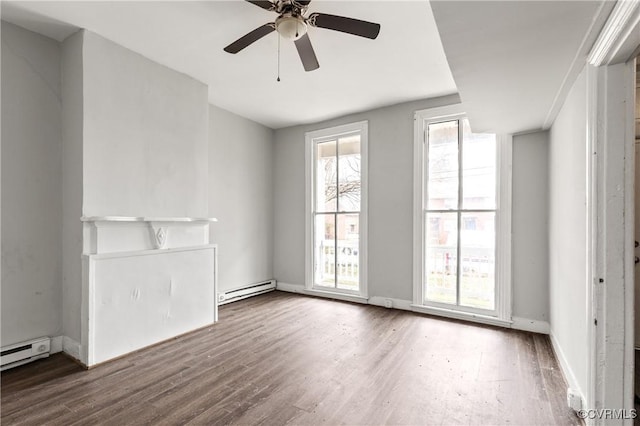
[
  {"xmin": 566, "ymin": 389, "xmax": 583, "ymax": 411},
  {"xmin": 384, "ymin": 299, "xmax": 393, "ymax": 308}
]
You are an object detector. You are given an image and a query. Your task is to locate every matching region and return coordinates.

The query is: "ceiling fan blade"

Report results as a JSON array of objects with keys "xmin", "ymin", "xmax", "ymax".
[
  {"xmin": 246, "ymin": 1, "xmax": 276, "ymax": 12},
  {"xmin": 224, "ymin": 23, "xmax": 275, "ymax": 54},
  {"xmin": 295, "ymin": 33, "xmax": 320, "ymax": 72},
  {"xmin": 308, "ymin": 13, "xmax": 381, "ymax": 39}
]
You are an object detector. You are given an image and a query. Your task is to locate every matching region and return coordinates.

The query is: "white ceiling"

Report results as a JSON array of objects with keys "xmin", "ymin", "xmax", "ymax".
[
  {"xmin": 430, "ymin": 0, "xmax": 612, "ymax": 134},
  {"xmin": 2, "ymin": 0, "xmax": 458, "ymax": 129}
]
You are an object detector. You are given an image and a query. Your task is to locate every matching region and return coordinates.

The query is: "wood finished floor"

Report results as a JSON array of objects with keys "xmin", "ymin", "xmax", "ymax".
[{"xmin": 1, "ymin": 291, "xmax": 580, "ymax": 425}]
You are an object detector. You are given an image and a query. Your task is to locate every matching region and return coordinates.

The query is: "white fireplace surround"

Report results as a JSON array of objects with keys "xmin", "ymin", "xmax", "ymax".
[{"xmin": 79, "ymin": 216, "xmax": 218, "ymax": 366}]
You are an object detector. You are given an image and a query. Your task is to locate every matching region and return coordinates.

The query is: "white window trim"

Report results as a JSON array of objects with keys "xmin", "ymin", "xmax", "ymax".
[
  {"xmin": 412, "ymin": 105, "xmax": 512, "ymax": 325},
  {"xmin": 305, "ymin": 121, "xmax": 369, "ymax": 299}
]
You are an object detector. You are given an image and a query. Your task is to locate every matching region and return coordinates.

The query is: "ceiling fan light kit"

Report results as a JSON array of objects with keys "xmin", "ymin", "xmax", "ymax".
[
  {"xmin": 224, "ymin": 0, "xmax": 381, "ymax": 72},
  {"xmin": 275, "ymin": 14, "xmax": 307, "ymax": 41}
]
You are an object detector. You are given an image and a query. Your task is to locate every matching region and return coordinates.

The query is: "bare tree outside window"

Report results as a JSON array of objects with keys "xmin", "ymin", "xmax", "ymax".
[
  {"xmin": 322, "ymin": 155, "xmax": 361, "ymax": 209},
  {"xmin": 314, "ymin": 133, "xmax": 362, "ymax": 292}
]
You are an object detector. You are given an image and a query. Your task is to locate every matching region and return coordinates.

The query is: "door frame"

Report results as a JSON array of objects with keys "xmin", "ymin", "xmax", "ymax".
[{"xmin": 586, "ymin": 2, "xmax": 639, "ymax": 422}]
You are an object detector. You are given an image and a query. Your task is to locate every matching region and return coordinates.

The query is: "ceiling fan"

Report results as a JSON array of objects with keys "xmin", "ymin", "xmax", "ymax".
[{"xmin": 223, "ymin": 0, "xmax": 381, "ymax": 72}]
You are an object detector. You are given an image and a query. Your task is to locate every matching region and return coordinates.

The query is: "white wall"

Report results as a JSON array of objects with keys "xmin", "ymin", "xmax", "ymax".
[
  {"xmin": 209, "ymin": 105, "xmax": 274, "ymax": 293},
  {"xmin": 81, "ymin": 31, "xmax": 209, "ymax": 218},
  {"xmin": 3, "ymin": 26, "xmax": 262, "ymax": 351},
  {"xmin": 274, "ymin": 95, "xmax": 550, "ymax": 322},
  {"xmin": 1, "ymin": 22, "xmax": 63, "ymax": 346},
  {"xmin": 59, "ymin": 30, "xmax": 211, "ymax": 351},
  {"xmin": 1, "ymin": 21, "xmax": 555, "ymax": 360},
  {"xmin": 61, "ymin": 30, "xmax": 84, "ymax": 345},
  {"xmin": 275, "ymin": 96, "xmax": 459, "ymax": 300},
  {"xmin": 548, "ymin": 67, "xmax": 588, "ymax": 398},
  {"xmin": 512, "ymin": 131, "xmax": 550, "ymax": 323}
]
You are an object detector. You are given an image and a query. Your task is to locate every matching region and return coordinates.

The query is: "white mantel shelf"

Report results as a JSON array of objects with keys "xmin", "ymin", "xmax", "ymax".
[
  {"xmin": 81, "ymin": 216, "xmax": 218, "ymax": 222},
  {"xmin": 82, "ymin": 216, "xmax": 217, "ymax": 253}
]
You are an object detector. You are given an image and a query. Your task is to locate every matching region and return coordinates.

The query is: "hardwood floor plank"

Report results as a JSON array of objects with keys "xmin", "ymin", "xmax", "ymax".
[{"xmin": 1, "ymin": 291, "xmax": 580, "ymax": 425}]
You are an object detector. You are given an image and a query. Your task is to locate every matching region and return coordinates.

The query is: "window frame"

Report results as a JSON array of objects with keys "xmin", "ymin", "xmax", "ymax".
[
  {"xmin": 305, "ymin": 121, "xmax": 369, "ymax": 299},
  {"xmin": 412, "ymin": 105, "xmax": 512, "ymax": 325}
]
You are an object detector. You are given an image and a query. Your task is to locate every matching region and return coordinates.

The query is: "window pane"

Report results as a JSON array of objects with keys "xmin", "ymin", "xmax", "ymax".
[
  {"xmin": 427, "ymin": 120, "xmax": 459, "ymax": 210},
  {"xmin": 337, "ymin": 135, "xmax": 361, "ymax": 212},
  {"xmin": 462, "ymin": 119, "xmax": 496, "ymax": 209},
  {"xmin": 459, "ymin": 212, "xmax": 495, "ymax": 310},
  {"xmin": 425, "ymin": 212, "xmax": 458, "ymax": 305},
  {"xmin": 316, "ymin": 140, "xmax": 337, "ymax": 212},
  {"xmin": 314, "ymin": 214, "xmax": 335, "ymax": 288},
  {"xmin": 336, "ymin": 213, "xmax": 359, "ymax": 291}
]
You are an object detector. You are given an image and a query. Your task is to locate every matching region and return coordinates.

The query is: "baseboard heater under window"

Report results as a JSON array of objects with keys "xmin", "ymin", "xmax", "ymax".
[
  {"xmin": 1, "ymin": 337, "xmax": 51, "ymax": 371},
  {"xmin": 218, "ymin": 280, "xmax": 276, "ymax": 305}
]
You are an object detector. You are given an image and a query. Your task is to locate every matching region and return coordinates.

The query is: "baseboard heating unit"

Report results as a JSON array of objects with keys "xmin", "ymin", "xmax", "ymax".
[
  {"xmin": 218, "ymin": 280, "xmax": 276, "ymax": 305},
  {"xmin": 1, "ymin": 337, "xmax": 51, "ymax": 371}
]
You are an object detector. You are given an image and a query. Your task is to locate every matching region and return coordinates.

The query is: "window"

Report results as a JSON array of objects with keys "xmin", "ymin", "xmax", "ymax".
[
  {"xmin": 413, "ymin": 106, "xmax": 512, "ymax": 324},
  {"xmin": 306, "ymin": 121, "xmax": 368, "ymax": 298}
]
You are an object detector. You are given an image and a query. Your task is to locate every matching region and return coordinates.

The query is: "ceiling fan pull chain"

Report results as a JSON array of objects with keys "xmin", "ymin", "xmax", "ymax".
[{"xmin": 277, "ymin": 32, "xmax": 281, "ymax": 82}]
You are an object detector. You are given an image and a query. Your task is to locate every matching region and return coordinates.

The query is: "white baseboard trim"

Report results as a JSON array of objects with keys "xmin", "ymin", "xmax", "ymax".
[
  {"xmin": 50, "ymin": 336, "xmax": 63, "ymax": 354},
  {"xmin": 368, "ymin": 296, "xmax": 413, "ymax": 311},
  {"xmin": 276, "ymin": 282, "xmax": 306, "ymax": 294},
  {"xmin": 276, "ymin": 282, "xmax": 368, "ymax": 304},
  {"xmin": 549, "ymin": 330, "xmax": 584, "ymax": 411},
  {"xmin": 277, "ymin": 283, "xmax": 548, "ymax": 335},
  {"xmin": 411, "ymin": 304, "xmax": 513, "ymax": 328},
  {"xmin": 62, "ymin": 336, "xmax": 82, "ymax": 363},
  {"xmin": 511, "ymin": 317, "xmax": 550, "ymax": 334}
]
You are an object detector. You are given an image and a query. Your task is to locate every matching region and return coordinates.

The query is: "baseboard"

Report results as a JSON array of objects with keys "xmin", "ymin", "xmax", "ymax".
[
  {"xmin": 276, "ymin": 283, "xmax": 549, "ymax": 337},
  {"xmin": 50, "ymin": 336, "xmax": 63, "ymax": 354},
  {"xmin": 277, "ymin": 283, "xmax": 411, "ymax": 310},
  {"xmin": 412, "ymin": 304, "xmax": 513, "ymax": 328},
  {"xmin": 276, "ymin": 282, "xmax": 367, "ymax": 304},
  {"xmin": 511, "ymin": 317, "xmax": 550, "ymax": 334},
  {"xmin": 276, "ymin": 282, "xmax": 305, "ymax": 294},
  {"xmin": 368, "ymin": 296, "xmax": 413, "ymax": 311},
  {"xmin": 549, "ymin": 330, "xmax": 584, "ymax": 410},
  {"xmin": 62, "ymin": 336, "xmax": 82, "ymax": 363}
]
